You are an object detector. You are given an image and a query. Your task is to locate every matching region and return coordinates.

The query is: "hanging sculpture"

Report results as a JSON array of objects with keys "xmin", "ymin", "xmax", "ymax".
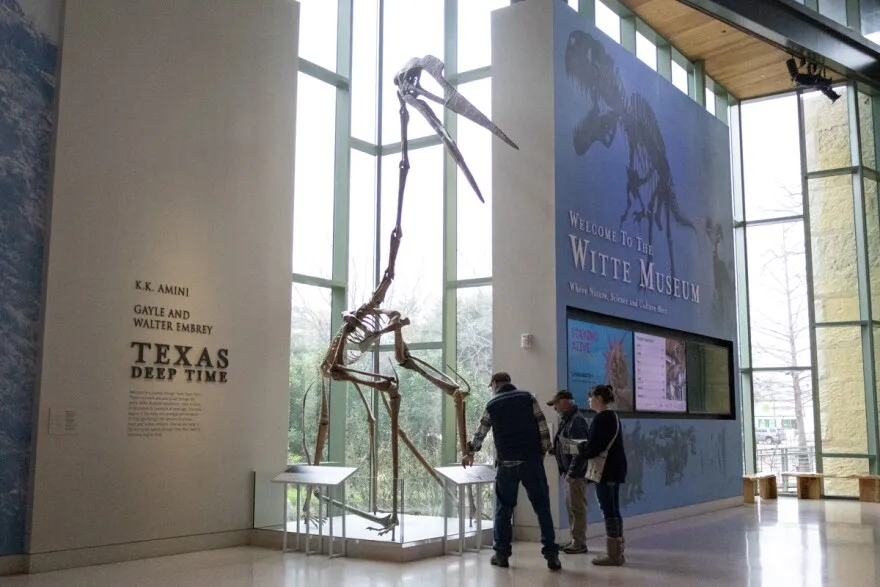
[{"xmin": 300, "ymin": 55, "xmax": 518, "ymax": 535}]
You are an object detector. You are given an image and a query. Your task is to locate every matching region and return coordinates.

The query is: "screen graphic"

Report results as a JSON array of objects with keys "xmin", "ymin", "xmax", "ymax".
[
  {"xmin": 634, "ymin": 332, "xmax": 687, "ymax": 412},
  {"xmin": 567, "ymin": 319, "xmax": 634, "ymax": 410}
]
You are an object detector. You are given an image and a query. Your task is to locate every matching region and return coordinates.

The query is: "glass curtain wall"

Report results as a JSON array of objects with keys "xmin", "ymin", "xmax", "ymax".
[
  {"xmin": 792, "ymin": 0, "xmax": 880, "ymax": 46},
  {"xmin": 288, "ymin": 0, "xmax": 502, "ymax": 519},
  {"xmin": 288, "ymin": 0, "xmax": 732, "ymax": 519},
  {"xmin": 736, "ymin": 84, "xmax": 880, "ymax": 496}
]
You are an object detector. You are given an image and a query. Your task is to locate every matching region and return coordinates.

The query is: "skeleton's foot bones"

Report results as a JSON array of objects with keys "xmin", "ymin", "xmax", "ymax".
[
  {"xmin": 300, "ymin": 510, "xmax": 326, "ymax": 528},
  {"xmin": 367, "ymin": 514, "xmax": 400, "ymax": 536}
]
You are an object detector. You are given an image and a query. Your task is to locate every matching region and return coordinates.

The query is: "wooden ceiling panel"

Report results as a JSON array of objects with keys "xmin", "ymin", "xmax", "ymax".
[{"xmin": 617, "ymin": 0, "xmax": 846, "ymax": 99}]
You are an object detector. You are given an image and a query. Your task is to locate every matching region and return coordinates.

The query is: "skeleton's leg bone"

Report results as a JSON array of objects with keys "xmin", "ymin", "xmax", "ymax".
[
  {"xmin": 390, "ymin": 388, "xmax": 401, "ymax": 530},
  {"xmin": 351, "ymin": 381, "xmax": 377, "ymax": 509},
  {"xmin": 369, "ymin": 386, "xmax": 401, "ymax": 536},
  {"xmin": 445, "ymin": 367, "xmax": 478, "ymax": 520},
  {"xmin": 315, "ymin": 366, "xmax": 401, "ymax": 534},
  {"xmin": 352, "ymin": 382, "xmax": 376, "ymax": 468},
  {"xmin": 454, "ymin": 391, "xmax": 469, "ymax": 461},
  {"xmin": 454, "ymin": 390, "xmax": 478, "ymax": 526},
  {"xmin": 385, "ymin": 339, "xmax": 478, "ymax": 519},
  {"xmin": 312, "ymin": 380, "xmax": 330, "ymax": 467},
  {"xmin": 377, "ymin": 392, "xmax": 458, "ymax": 505},
  {"xmin": 302, "ymin": 380, "xmax": 330, "ymax": 525}
]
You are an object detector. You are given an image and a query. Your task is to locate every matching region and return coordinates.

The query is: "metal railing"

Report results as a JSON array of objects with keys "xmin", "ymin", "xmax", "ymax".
[{"xmin": 755, "ymin": 444, "xmax": 817, "ymax": 493}]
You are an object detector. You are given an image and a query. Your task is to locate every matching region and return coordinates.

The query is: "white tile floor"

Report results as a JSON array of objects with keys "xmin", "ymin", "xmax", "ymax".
[{"xmin": 3, "ymin": 498, "xmax": 880, "ymax": 587}]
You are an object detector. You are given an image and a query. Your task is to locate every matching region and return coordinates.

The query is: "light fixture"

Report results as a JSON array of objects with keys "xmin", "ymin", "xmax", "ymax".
[{"xmin": 786, "ymin": 57, "xmax": 840, "ymax": 103}]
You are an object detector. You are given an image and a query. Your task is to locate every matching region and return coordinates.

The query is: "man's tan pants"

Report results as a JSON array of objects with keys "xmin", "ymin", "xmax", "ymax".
[{"xmin": 565, "ymin": 476, "xmax": 587, "ymax": 544}]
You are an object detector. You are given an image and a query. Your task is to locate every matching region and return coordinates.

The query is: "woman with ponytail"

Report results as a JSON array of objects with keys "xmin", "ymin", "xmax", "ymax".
[{"xmin": 578, "ymin": 384, "xmax": 628, "ymax": 566}]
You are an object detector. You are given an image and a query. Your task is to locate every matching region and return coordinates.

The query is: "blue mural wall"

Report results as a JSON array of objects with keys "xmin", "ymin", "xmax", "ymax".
[
  {"xmin": 554, "ymin": 10, "xmax": 735, "ymax": 343},
  {"xmin": 0, "ymin": 0, "xmax": 59, "ymax": 556},
  {"xmin": 552, "ymin": 4, "xmax": 742, "ymax": 524}
]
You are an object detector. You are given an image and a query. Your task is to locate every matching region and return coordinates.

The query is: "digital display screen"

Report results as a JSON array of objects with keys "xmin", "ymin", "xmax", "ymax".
[
  {"xmin": 634, "ymin": 332, "xmax": 687, "ymax": 413},
  {"xmin": 567, "ymin": 319, "xmax": 634, "ymax": 410}
]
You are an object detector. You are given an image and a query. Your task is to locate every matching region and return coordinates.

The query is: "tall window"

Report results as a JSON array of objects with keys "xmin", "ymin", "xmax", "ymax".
[
  {"xmin": 863, "ymin": 0, "xmax": 880, "ymax": 43},
  {"xmin": 288, "ymin": 0, "xmax": 503, "ymax": 520},
  {"xmin": 794, "ymin": 0, "xmax": 880, "ymax": 46},
  {"xmin": 635, "ymin": 31, "xmax": 657, "ymax": 70},
  {"xmin": 736, "ymin": 87, "xmax": 880, "ymax": 496}
]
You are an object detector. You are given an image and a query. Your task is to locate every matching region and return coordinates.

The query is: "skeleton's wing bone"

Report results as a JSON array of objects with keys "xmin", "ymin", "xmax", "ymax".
[
  {"xmin": 327, "ymin": 365, "xmax": 398, "ymax": 392},
  {"xmin": 402, "ymin": 93, "xmax": 486, "ymax": 203},
  {"xmin": 311, "ymin": 490, "xmax": 392, "ymax": 527},
  {"xmin": 445, "ymin": 363, "xmax": 471, "ymax": 396},
  {"xmin": 300, "ymin": 382, "xmax": 315, "ymax": 465},
  {"xmin": 414, "ymin": 55, "xmax": 519, "ymax": 150},
  {"xmin": 394, "ymin": 346, "xmax": 462, "ymax": 395}
]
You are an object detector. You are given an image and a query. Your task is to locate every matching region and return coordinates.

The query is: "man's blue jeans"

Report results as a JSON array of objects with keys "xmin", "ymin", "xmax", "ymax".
[{"xmin": 493, "ymin": 459, "xmax": 559, "ymax": 558}]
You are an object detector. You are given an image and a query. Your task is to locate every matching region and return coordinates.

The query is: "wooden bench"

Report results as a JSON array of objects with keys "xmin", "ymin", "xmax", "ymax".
[
  {"xmin": 855, "ymin": 475, "xmax": 880, "ymax": 502},
  {"xmin": 742, "ymin": 474, "xmax": 777, "ymax": 504},
  {"xmin": 781, "ymin": 472, "xmax": 822, "ymax": 500},
  {"xmin": 781, "ymin": 472, "xmax": 880, "ymax": 502}
]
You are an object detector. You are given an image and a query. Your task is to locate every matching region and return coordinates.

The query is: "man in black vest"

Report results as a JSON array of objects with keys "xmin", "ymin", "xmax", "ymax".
[
  {"xmin": 548, "ymin": 389, "xmax": 591, "ymax": 554},
  {"xmin": 462, "ymin": 372, "xmax": 561, "ymax": 571}
]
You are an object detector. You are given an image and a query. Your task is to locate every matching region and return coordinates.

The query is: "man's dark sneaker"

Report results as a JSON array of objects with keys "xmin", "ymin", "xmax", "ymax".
[
  {"xmin": 490, "ymin": 553, "xmax": 509, "ymax": 567},
  {"xmin": 546, "ymin": 553, "xmax": 562, "ymax": 571}
]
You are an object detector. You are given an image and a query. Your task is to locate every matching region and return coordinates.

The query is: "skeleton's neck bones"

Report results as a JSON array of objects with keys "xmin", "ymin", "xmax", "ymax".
[{"xmin": 568, "ymin": 235, "xmax": 701, "ymax": 304}]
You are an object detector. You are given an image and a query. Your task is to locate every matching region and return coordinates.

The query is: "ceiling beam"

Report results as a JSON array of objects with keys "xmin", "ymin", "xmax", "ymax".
[{"xmin": 677, "ymin": 0, "xmax": 880, "ymax": 89}]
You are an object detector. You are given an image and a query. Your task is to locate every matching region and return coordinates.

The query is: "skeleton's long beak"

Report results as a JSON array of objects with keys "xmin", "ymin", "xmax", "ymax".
[
  {"xmin": 402, "ymin": 56, "xmax": 518, "ymax": 203},
  {"xmin": 419, "ymin": 56, "xmax": 519, "ymax": 151}
]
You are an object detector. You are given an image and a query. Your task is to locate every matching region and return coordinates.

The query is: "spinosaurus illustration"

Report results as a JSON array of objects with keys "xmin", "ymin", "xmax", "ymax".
[
  {"xmin": 705, "ymin": 216, "xmax": 735, "ymax": 325},
  {"xmin": 564, "ymin": 29, "xmax": 696, "ymax": 286},
  {"xmin": 299, "ymin": 55, "xmax": 518, "ymax": 536}
]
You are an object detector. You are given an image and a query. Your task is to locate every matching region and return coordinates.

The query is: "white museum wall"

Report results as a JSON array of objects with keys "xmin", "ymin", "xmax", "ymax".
[
  {"xmin": 492, "ymin": 0, "xmax": 562, "ymax": 532},
  {"xmin": 28, "ymin": 0, "xmax": 299, "ymax": 563}
]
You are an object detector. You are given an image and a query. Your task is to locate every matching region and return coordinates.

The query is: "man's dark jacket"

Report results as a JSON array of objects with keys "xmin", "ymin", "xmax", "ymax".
[
  {"xmin": 552, "ymin": 405, "xmax": 590, "ymax": 477},
  {"xmin": 484, "ymin": 383, "xmax": 545, "ymax": 462}
]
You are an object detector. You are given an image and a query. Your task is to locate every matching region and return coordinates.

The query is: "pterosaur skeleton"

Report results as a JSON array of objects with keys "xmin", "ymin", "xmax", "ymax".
[{"xmin": 300, "ymin": 56, "xmax": 518, "ymax": 536}]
